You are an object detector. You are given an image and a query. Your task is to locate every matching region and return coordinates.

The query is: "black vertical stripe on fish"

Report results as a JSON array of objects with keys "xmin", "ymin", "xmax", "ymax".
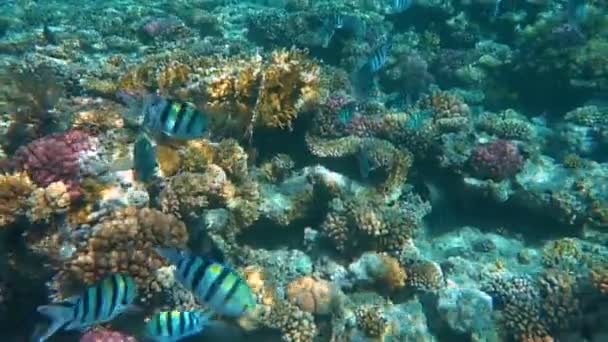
[
  {"xmin": 204, "ymin": 267, "xmax": 231, "ymax": 302},
  {"xmin": 172, "ymin": 103, "xmax": 188, "ymax": 134},
  {"xmin": 223, "ymin": 277, "xmax": 242, "ymax": 305},
  {"xmin": 179, "ymin": 311, "xmax": 186, "ymax": 335},
  {"xmin": 190, "ymin": 259, "xmax": 210, "ymax": 293},
  {"xmin": 109, "ymin": 274, "xmax": 119, "ymax": 316},
  {"xmin": 94, "ymin": 282, "xmax": 103, "ymax": 320},
  {"xmin": 185, "ymin": 107, "xmax": 198, "ymax": 135},
  {"xmin": 182, "ymin": 257, "xmax": 198, "ymax": 288},
  {"xmin": 166, "ymin": 312, "xmax": 173, "ymax": 336},
  {"xmin": 121, "ymin": 275, "xmax": 130, "ymax": 305},
  {"xmin": 81, "ymin": 288, "xmax": 90, "ymax": 323},
  {"xmin": 160, "ymin": 100, "xmax": 173, "ymax": 127}
]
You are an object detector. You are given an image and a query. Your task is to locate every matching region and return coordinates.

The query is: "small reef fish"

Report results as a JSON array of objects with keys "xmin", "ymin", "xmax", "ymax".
[
  {"xmin": 141, "ymin": 94, "xmax": 210, "ymax": 140},
  {"xmin": 144, "ymin": 310, "xmax": 212, "ymax": 342},
  {"xmin": 352, "ymin": 41, "xmax": 392, "ymax": 99},
  {"xmin": 117, "ymin": 91, "xmax": 210, "ymax": 140},
  {"xmin": 321, "ymin": 14, "xmax": 366, "ymax": 48},
  {"xmin": 155, "ymin": 247, "xmax": 256, "ymax": 317},
  {"xmin": 133, "ymin": 133, "xmax": 159, "ymax": 183},
  {"xmin": 35, "ymin": 274, "xmax": 138, "ymax": 342},
  {"xmin": 386, "ymin": 0, "xmax": 413, "ymax": 14}
]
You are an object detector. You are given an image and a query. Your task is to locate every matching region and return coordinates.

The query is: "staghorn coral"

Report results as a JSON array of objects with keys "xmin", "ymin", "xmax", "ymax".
[
  {"xmin": 65, "ymin": 207, "xmax": 188, "ymax": 300},
  {"xmin": 27, "ymin": 181, "xmax": 71, "ymax": 223},
  {"xmin": 286, "ymin": 276, "xmax": 341, "ymax": 315},
  {"xmin": 0, "ymin": 172, "xmax": 36, "ymax": 227}
]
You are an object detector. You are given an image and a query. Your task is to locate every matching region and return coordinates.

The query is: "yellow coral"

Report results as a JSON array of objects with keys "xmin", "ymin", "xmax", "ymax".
[
  {"xmin": 27, "ymin": 181, "xmax": 71, "ymax": 222},
  {"xmin": 156, "ymin": 144, "xmax": 181, "ymax": 177},
  {"xmin": 0, "ymin": 172, "xmax": 37, "ymax": 227}
]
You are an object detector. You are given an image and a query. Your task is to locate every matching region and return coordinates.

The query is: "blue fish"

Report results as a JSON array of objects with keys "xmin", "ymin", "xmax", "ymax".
[
  {"xmin": 144, "ymin": 310, "xmax": 211, "ymax": 342},
  {"xmin": 133, "ymin": 133, "xmax": 158, "ymax": 183},
  {"xmin": 35, "ymin": 274, "xmax": 138, "ymax": 342},
  {"xmin": 155, "ymin": 247, "xmax": 256, "ymax": 318}
]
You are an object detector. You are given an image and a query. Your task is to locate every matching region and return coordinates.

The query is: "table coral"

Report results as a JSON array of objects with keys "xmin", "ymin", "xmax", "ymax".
[
  {"xmin": 65, "ymin": 207, "xmax": 188, "ymax": 299},
  {"xmin": 0, "ymin": 172, "xmax": 36, "ymax": 227}
]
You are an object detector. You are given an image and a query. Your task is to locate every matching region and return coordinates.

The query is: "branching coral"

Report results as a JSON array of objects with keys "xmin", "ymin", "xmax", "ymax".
[
  {"xmin": 65, "ymin": 207, "xmax": 188, "ymax": 299},
  {"xmin": 306, "ymin": 134, "xmax": 412, "ymax": 195},
  {"xmin": 27, "ymin": 181, "xmax": 71, "ymax": 223},
  {"xmin": 469, "ymin": 139, "xmax": 524, "ymax": 180},
  {"xmin": 591, "ymin": 267, "xmax": 608, "ymax": 295},
  {"xmin": 477, "ymin": 110, "xmax": 534, "ymax": 141},
  {"xmin": 159, "ymin": 167, "xmax": 236, "ymax": 220},
  {"xmin": 206, "ymin": 48, "xmax": 321, "ymax": 132},
  {"xmin": 320, "ymin": 193, "xmax": 421, "ymax": 254},
  {"xmin": 0, "ymin": 172, "xmax": 36, "ymax": 227},
  {"xmin": 355, "ymin": 305, "xmax": 388, "ymax": 338},
  {"xmin": 264, "ymin": 300, "xmax": 317, "ymax": 342},
  {"xmin": 0, "ymin": 63, "xmax": 65, "ymax": 153}
]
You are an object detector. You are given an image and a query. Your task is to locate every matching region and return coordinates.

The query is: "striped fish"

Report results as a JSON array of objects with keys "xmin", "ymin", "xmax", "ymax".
[
  {"xmin": 352, "ymin": 41, "xmax": 392, "ymax": 98},
  {"xmin": 387, "ymin": 0, "xmax": 413, "ymax": 14},
  {"xmin": 144, "ymin": 310, "xmax": 211, "ymax": 342},
  {"xmin": 155, "ymin": 247, "xmax": 256, "ymax": 317},
  {"xmin": 35, "ymin": 274, "xmax": 138, "ymax": 342},
  {"xmin": 141, "ymin": 94, "xmax": 209, "ymax": 140}
]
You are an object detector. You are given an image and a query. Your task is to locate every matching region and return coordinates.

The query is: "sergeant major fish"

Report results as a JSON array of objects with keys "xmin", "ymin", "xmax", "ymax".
[
  {"xmin": 118, "ymin": 91, "xmax": 210, "ymax": 140},
  {"xmin": 144, "ymin": 310, "xmax": 212, "ymax": 342},
  {"xmin": 352, "ymin": 40, "xmax": 392, "ymax": 99},
  {"xmin": 155, "ymin": 247, "xmax": 256, "ymax": 318},
  {"xmin": 35, "ymin": 274, "xmax": 138, "ymax": 342},
  {"xmin": 386, "ymin": 0, "xmax": 413, "ymax": 14}
]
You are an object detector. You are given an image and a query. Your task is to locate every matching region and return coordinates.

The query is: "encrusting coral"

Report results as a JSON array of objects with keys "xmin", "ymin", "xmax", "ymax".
[{"xmin": 64, "ymin": 207, "xmax": 188, "ymax": 299}]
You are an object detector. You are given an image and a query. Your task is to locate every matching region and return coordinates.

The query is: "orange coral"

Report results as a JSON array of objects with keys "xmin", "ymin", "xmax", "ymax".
[
  {"xmin": 591, "ymin": 267, "xmax": 608, "ymax": 295},
  {"xmin": 286, "ymin": 276, "xmax": 339, "ymax": 315},
  {"xmin": 156, "ymin": 144, "xmax": 181, "ymax": 177},
  {"xmin": 27, "ymin": 181, "xmax": 71, "ymax": 222},
  {"xmin": 66, "ymin": 207, "xmax": 188, "ymax": 299},
  {"xmin": 0, "ymin": 172, "xmax": 37, "ymax": 227}
]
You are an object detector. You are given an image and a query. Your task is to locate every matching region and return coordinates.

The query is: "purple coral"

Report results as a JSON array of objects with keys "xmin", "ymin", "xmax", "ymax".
[
  {"xmin": 469, "ymin": 139, "xmax": 524, "ymax": 180},
  {"xmin": 14, "ymin": 129, "xmax": 97, "ymax": 200},
  {"xmin": 80, "ymin": 328, "xmax": 137, "ymax": 342}
]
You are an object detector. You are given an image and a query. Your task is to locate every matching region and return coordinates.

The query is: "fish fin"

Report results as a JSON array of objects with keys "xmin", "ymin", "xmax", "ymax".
[
  {"xmin": 154, "ymin": 246, "xmax": 187, "ymax": 264},
  {"xmin": 35, "ymin": 304, "xmax": 74, "ymax": 342}
]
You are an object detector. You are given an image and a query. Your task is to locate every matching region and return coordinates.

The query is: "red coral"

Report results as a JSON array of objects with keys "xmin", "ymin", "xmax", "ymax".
[
  {"xmin": 469, "ymin": 139, "xmax": 524, "ymax": 180},
  {"xmin": 80, "ymin": 328, "xmax": 137, "ymax": 342},
  {"xmin": 14, "ymin": 129, "xmax": 95, "ymax": 200}
]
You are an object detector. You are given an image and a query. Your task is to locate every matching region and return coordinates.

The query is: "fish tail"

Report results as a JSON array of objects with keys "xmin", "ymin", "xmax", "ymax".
[
  {"xmin": 35, "ymin": 304, "xmax": 74, "ymax": 342},
  {"xmin": 154, "ymin": 246, "xmax": 185, "ymax": 264}
]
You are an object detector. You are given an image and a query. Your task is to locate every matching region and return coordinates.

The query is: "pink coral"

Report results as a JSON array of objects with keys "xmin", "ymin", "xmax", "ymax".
[
  {"xmin": 14, "ymin": 129, "xmax": 96, "ymax": 200},
  {"xmin": 80, "ymin": 328, "xmax": 137, "ymax": 342},
  {"xmin": 469, "ymin": 139, "xmax": 524, "ymax": 180}
]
